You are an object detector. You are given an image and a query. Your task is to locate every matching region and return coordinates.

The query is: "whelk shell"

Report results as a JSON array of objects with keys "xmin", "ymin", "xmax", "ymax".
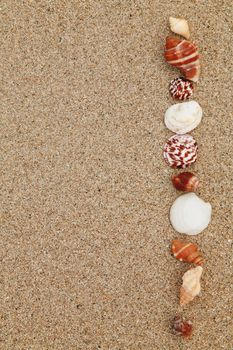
[
  {"xmin": 169, "ymin": 17, "xmax": 190, "ymax": 39},
  {"xmin": 164, "ymin": 37, "xmax": 200, "ymax": 82},
  {"xmin": 171, "ymin": 239, "xmax": 204, "ymax": 265},
  {"xmin": 180, "ymin": 266, "xmax": 203, "ymax": 306}
]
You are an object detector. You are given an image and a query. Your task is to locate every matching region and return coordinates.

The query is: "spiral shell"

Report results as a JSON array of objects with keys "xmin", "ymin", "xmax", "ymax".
[
  {"xmin": 180, "ymin": 266, "xmax": 203, "ymax": 306},
  {"xmin": 171, "ymin": 172, "xmax": 199, "ymax": 192},
  {"xmin": 169, "ymin": 77, "xmax": 194, "ymax": 101},
  {"xmin": 171, "ymin": 239, "xmax": 204, "ymax": 265},
  {"xmin": 169, "ymin": 17, "xmax": 190, "ymax": 39},
  {"xmin": 164, "ymin": 37, "xmax": 200, "ymax": 82},
  {"xmin": 163, "ymin": 134, "xmax": 198, "ymax": 168}
]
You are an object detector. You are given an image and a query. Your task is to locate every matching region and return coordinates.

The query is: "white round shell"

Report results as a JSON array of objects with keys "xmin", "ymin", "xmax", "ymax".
[
  {"xmin": 165, "ymin": 101, "xmax": 202, "ymax": 134},
  {"xmin": 170, "ymin": 193, "xmax": 212, "ymax": 235}
]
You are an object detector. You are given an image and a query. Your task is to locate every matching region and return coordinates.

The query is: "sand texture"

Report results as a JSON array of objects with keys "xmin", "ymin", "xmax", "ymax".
[{"xmin": 1, "ymin": 1, "xmax": 233, "ymax": 349}]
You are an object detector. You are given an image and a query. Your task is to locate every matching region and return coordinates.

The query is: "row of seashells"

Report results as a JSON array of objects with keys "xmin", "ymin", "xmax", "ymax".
[
  {"xmin": 162, "ymin": 17, "xmax": 211, "ymax": 338},
  {"xmin": 163, "ymin": 17, "xmax": 212, "ymax": 236}
]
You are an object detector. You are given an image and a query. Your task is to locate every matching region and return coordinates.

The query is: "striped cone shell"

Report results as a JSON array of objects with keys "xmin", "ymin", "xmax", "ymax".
[
  {"xmin": 171, "ymin": 239, "xmax": 204, "ymax": 265},
  {"xmin": 163, "ymin": 134, "xmax": 198, "ymax": 168},
  {"xmin": 164, "ymin": 37, "xmax": 200, "ymax": 82}
]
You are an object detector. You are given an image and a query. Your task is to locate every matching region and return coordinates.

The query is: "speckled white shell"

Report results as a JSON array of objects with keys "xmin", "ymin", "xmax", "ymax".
[
  {"xmin": 170, "ymin": 193, "xmax": 212, "ymax": 235},
  {"xmin": 165, "ymin": 101, "xmax": 202, "ymax": 134}
]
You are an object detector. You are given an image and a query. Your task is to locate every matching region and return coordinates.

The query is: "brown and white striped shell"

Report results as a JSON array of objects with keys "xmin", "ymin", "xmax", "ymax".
[
  {"xmin": 164, "ymin": 37, "xmax": 200, "ymax": 82},
  {"xmin": 171, "ymin": 239, "xmax": 204, "ymax": 265},
  {"xmin": 163, "ymin": 134, "xmax": 198, "ymax": 168}
]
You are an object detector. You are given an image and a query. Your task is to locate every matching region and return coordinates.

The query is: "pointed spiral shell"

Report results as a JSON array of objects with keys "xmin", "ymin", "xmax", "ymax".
[
  {"xmin": 171, "ymin": 239, "xmax": 204, "ymax": 265},
  {"xmin": 180, "ymin": 287, "xmax": 195, "ymax": 306},
  {"xmin": 169, "ymin": 17, "xmax": 190, "ymax": 39},
  {"xmin": 180, "ymin": 266, "xmax": 203, "ymax": 306},
  {"xmin": 164, "ymin": 37, "xmax": 200, "ymax": 82}
]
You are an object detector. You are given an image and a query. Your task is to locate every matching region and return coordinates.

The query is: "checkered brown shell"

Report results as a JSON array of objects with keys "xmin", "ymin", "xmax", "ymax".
[
  {"xmin": 163, "ymin": 134, "xmax": 198, "ymax": 168},
  {"xmin": 169, "ymin": 77, "xmax": 194, "ymax": 100}
]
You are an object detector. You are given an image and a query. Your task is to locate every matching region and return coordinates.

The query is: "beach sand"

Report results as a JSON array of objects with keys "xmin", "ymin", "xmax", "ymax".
[{"xmin": 1, "ymin": 1, "xmax": 232, "ymax": 349}]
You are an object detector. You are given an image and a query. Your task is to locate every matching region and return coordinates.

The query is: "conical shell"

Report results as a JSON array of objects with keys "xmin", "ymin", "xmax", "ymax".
[
  {"xmin": 169, "ymin": 17, "xmax": 190, "ymax": 39},
  {"xmin": 180, "ymin": 266, "xmax": 203, "ymax": 306},
  {"xmin": 164, "ymin": 37, "xmax": 200, "ymax": 82},
  {"xmin": 180, "ymin": 287, "xmax": 195, "ymax": 305},
  {"xmin": 172, "ymin": 239, "xmax": 204, "ymax": 265}
]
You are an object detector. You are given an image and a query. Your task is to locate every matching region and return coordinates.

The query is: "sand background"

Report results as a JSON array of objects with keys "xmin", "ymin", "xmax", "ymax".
[{"xmin": 1, "ymin": 1, "xmax": 233, "ymax": 349}]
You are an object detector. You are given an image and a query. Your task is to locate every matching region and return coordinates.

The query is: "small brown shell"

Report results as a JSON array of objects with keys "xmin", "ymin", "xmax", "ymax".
[
  {"xmin": 171, "ymin": 239, "xmax": 204, "ymax": 265},
  {"xmin": 173, "ymin": 315, "xmax": 193, "ymax": 337},
  {"xmin": 171, "ymin": 172, "xmax": 199, "ymax": 192}
]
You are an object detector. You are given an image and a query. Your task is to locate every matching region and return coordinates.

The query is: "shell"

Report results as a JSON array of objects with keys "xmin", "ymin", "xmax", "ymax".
[
  {"xmin": 171, "ymin": 239, "xmax": 204, "ymax": 265},
  {"xmin": 180, "ymin": 266, "xmax": 203, "ymax": 306},
  {"xmin": 163, "ymin": 134, "xmax": 198, "ymax": 168},
  {"xmin": 164, "ymin": 37, "xmax": 200, "ymax": 82},
  {"xmin": 169, "ymin": 77, "xmax": 194, "ymax": 101},
  {"xmin": 173, "ymin": 315, "xmax": 193, "ymax": 337},
  {"xmin": 171, "ymin": 172, "xmax": 199, "ymax": 192},
  {"xmin": 164, "ymin": 101, "xmax": 202, "ymax": 134},
  {"xmin": 169, "ymin": 17, "xmax": 190, "ymax": 39},
  {"xmin": 170, "ymin": 193, "xmax": 212, "ymax": 235}
]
